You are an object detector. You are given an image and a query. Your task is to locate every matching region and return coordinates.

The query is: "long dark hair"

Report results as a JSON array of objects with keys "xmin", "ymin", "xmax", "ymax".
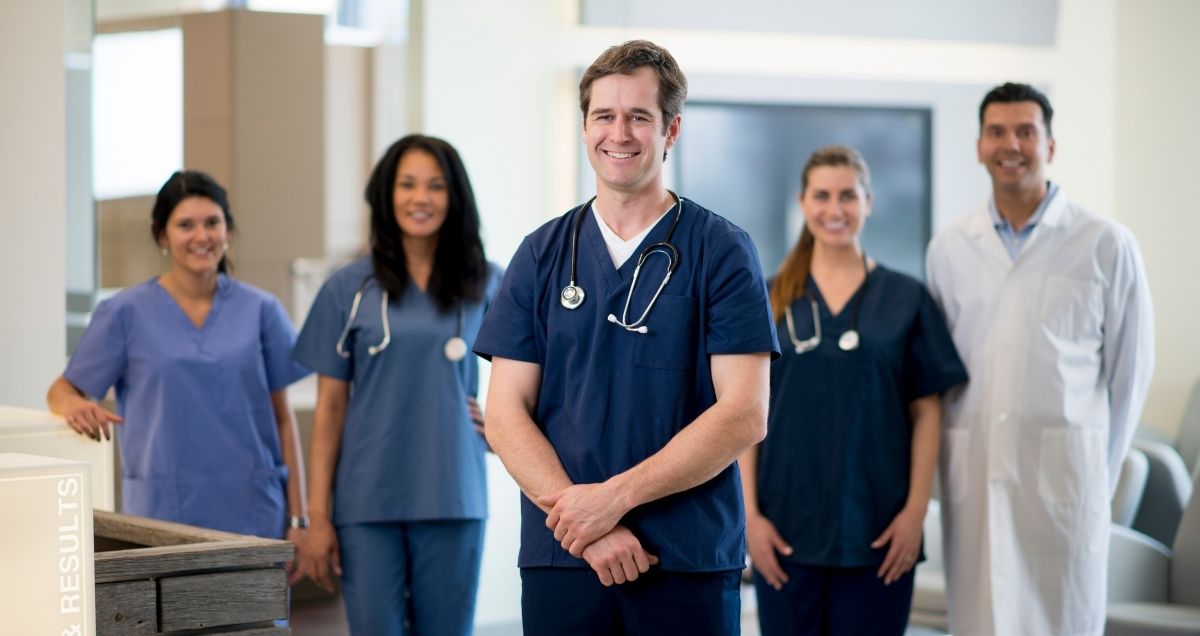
[
  {"xmin": 769, "ymin": 145, "xmax": 872, "ymax": 322},
  {"xmin": 151, "ymin": 170, "xmax": 235, "ymax": 274},
  {"xmin": 365, "ymin": 135, "xmax": 487, "ymax": 309}
]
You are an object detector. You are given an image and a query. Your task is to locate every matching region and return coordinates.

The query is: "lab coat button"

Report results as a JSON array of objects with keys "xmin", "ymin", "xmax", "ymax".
[{"xmin": 996, "ymin": 412, "xmax": 1008, "ymax": 423}]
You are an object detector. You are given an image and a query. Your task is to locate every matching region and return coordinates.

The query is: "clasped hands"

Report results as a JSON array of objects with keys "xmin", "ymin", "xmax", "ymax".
[{"xmin": 539, "ymin": 483, "xmax": 658, "ymax": 586}]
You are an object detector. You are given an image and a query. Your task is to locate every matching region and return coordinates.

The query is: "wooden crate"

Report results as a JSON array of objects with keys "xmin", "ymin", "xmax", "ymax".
[{"xmin": 94, "ymin": 511, "xmax": 293, "ymax": 635}]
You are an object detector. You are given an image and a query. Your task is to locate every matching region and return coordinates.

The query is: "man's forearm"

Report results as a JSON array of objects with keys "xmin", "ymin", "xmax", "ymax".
[
  {"xmin": 487, "ymin": 406, "xmax": 575, "ymax": 514},
  {"xmin": 606, "ymin": 392, "xmax": 766, "ymax": 512}
]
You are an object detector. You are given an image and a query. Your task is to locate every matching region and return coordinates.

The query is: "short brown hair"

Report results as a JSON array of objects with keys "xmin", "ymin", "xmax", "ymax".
[{"xmin": 579, "ymin": 40, "xmax": 687, "ymax": 133}]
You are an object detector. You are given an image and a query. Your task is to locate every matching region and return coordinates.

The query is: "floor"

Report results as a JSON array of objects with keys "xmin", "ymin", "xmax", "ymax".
[{"xmin": 290, "ymin": 584, "xmax": 947, "ymax": 635}]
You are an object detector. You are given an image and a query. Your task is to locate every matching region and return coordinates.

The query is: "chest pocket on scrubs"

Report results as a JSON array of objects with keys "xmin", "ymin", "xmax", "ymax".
[
  {"xmin": 633, "ymin": 294, "xmax": 698, "ymax": 371},
  {"xmin": 1039, "ymin": 275, "xmax": 1103, "ymax": 345}
]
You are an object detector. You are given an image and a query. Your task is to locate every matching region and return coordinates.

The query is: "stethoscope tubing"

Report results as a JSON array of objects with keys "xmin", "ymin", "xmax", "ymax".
[
  {"xmin": 335, "ymin": 274, "xmax": 465, "ymax": 359},
  {"xmin": 562, "ymin": 192, "xmax": 684, "ymax": 335},
  {"xmin": 783, "ymin": 253, "xmax": 870, "ymax": 354}
]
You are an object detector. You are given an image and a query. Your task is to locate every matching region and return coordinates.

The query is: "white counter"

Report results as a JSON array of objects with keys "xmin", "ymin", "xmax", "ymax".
[{"xmin": 0, "ymin": 405, "xmax": 114, "ymax": 511}]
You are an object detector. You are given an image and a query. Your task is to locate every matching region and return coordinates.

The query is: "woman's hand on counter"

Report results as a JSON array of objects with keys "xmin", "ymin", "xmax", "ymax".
[{"xmin": 63, "ymin": 401, "xmax": 123, "ymax": 442}]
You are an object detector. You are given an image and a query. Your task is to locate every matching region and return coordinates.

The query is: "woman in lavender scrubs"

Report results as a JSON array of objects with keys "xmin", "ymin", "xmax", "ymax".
[{"xmin": 46, "ymin": 171, "xmax": 311, "ymax": 570}]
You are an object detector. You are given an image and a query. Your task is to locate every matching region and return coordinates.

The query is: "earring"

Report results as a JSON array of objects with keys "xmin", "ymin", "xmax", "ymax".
[
  {"xmin": 222, "ymin": 241, "xmax": 229, "ymax": 251},
  {"xmin": 161, "ymin": 246, "xmax": 168, "ymax": 256}
]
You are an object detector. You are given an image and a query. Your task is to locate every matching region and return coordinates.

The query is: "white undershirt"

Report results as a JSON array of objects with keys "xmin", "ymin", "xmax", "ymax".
[{"xmin": 592, "ymin": 202, "xmax": 674, "ymax": 269}]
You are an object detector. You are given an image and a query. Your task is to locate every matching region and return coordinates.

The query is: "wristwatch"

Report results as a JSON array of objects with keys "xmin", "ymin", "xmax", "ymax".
[{"xmin": 288, "ymin": 515, "xmax": 309, "ymax": 530}]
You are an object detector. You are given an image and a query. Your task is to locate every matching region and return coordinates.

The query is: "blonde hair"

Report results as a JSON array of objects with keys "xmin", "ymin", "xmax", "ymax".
[{"xmin": 768, "ymin": 145, "xmax": 872, "ymax": 322}]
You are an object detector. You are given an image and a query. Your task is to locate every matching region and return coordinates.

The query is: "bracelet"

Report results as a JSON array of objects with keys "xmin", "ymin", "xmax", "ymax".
[{"xmin": 288, "ymin": 516, "xmax": 309, "ymax": 530}]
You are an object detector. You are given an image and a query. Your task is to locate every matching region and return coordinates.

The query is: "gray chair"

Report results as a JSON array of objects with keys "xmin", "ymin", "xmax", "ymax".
[
  {"xmin": 1132, "ymin": 439, "xmax": 1194, "ymax": 547},
  {"xmin": 1113, "ymin": 447, "xmax": 1150, "ymax": 527},
  {"xmin": 1135, "ymin": 377, "xmax": 1200, "ymax": 478},
  {"xmin": 1178, "ymin": 378, "xmax": 1200, "ymax": 477},
  {"xmin": 1107, "ymin": 468, "xmax": 1200, "ymax": 635}
]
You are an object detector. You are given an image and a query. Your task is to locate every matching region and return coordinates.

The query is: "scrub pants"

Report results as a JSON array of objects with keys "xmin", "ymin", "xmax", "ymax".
[
  {"xmin": 752, "ymin": 562, "xmax": 914, "ymax": 636},
  {"xmin": 337, "ymin": 519, "xmax": 484, "ymax": 636},
  {"xmin": 520, "ymin": 566, "xmax": 741, "ymax": 636}
]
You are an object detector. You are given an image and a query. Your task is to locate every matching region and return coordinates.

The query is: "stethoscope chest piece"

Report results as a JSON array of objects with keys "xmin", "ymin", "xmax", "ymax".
[
  {"xmin": 560, "ymin": 284, "xmax": 585, "ymax": 310},
  {"xmin": 444, "ymin": 336, "xmax": 468, "ymax": 361},
  {"xmin": 838, "ymin": 329, "xmax": 860, "ymax": 352}
]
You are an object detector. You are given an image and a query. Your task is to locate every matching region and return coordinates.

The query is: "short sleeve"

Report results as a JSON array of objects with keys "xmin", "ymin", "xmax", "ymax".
[
  {"xmin": 473, "ymin": 241, "xmax": 539, "ymax": 363},
  {"xmin": 705, "ymin": 231, "xmax": 781, "ymax": 359},
  {"xmin": 293, "ymin": 275, "xmax": 355, "ymax": 381},
  {"xmin": 260, "ymin": 296, "xmax": 311, "ymax": 391},
  {"xmin": 63, "ymin": 298, "xmax": 127, "ymax": 400},
  {"xmin": 904, "ymin": 287, "xmax": 969, "ymax": 400},
  {"xmin": 483, "ymin": 262, "xmax": 505, "ymax": 313}
]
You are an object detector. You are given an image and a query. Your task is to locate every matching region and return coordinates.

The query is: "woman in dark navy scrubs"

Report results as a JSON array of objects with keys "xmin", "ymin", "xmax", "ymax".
[{"xmin": 741, "ymin": 146, "xmax": 967, "ymax": 636}]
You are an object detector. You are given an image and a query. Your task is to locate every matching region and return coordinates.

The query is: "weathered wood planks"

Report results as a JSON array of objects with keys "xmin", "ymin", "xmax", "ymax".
[{"xmin": 93, "ymin": 511, "xmax": 293, "ymax": 635}]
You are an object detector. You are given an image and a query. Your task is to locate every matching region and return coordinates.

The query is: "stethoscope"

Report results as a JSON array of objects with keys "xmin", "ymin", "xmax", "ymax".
[
  {"xmin": 783, "ymin": 254, "xmax": 870, "ymax": 354},
  {"xmin": 335, "ymin": 274, "xmax": 468, "ymax": 361},
  {"xmin": 560, "ymin": 192, "xmax": 683, "ymax": 335}
]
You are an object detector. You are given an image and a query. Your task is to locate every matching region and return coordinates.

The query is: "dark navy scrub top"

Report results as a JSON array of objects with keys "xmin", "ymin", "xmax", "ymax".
[
  {"xmin": 474, "ymin": 198, "xmax": 780, "ymax": 572},
  {"xmin": 759, "ymin": 265, "xmax": 966, "ymax": 568}
]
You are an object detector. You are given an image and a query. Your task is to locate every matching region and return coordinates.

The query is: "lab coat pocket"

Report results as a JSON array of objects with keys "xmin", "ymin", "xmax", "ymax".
[
  {"xmin": 633, "ymin": 295, "xmax": 698, "ymax": 371},
  {"xmin": 1039, "ymin": 275, "xmax": 1103, "ymax": 344},
  {"xmin": 1038, "ymin": 428, "xmax": 1106, "ymax": 508},
  {"xmin": 941, "ymin": 428, "xmax": 970, "ymax": 504}
]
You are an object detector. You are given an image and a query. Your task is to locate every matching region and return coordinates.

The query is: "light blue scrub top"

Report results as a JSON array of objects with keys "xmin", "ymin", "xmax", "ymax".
[
  {"xmin": 292, "ymin": 258, "xmax": 502, "ymax": 526},
  {"xmin": 64, "ymin": 275, "xmax": 310, "ymax": 538}
]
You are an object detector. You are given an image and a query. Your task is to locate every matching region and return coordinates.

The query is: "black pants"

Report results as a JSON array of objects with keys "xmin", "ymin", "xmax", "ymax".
[
  {"xmin": 521, "ymin": 566, "xmax": 741, "ymax": 636},
  {"xmin": 753, "ymin": 561, "xmax": 914, "ymax": 636}
]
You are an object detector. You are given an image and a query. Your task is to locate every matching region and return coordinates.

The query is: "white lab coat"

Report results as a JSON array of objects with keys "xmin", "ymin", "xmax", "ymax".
[{"xmin": 925, "ymin": 187, "xmax": 1154, "ymax": 636}]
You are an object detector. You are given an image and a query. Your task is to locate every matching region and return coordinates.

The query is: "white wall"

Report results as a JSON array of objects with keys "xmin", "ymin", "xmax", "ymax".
[
  {"xmin": 0, "ymin": 0, "xmax": 67, "ymax": 408},
  {"xmin": 422, "ymin": 0, "xmax": 1118, "ymax": 264},
  {"xmin": 1115, "ymin": 0, "xmax": 1200, "ymax": 436}
]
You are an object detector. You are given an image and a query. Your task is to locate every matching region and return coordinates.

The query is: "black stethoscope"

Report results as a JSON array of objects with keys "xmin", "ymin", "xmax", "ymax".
[
  {"xmin": 783, "ymin": 254, "xmax": 869, "ymax": 354},
  {"xmin": 560, "ymin": 192, "xmax": 683, "ymax": 335},
  {"xmin": 335, "ymin": 274, "xmax": 468, "ymax": 361}
]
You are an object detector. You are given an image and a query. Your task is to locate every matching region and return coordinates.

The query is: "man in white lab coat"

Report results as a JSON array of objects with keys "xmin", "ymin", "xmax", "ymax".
[{"xmin": 926, "ymin": 82, "xmax": 1155, "ymax": 636}]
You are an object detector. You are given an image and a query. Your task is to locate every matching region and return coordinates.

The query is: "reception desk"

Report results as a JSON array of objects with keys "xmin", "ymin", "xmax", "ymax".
[{"xmin": 0, "ymin": 405, "xmax": 115, "ymax": 511}]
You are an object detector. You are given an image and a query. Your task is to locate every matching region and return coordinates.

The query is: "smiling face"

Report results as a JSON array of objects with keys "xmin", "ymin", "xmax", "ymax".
[
  {"xmin": 977, "ymin": 100, "xmax": 1055, "ymax": 196},
  {"xmin": 800, "ymin": 165, "xmax": 871, "ymax": 249},
  {"xmin": 160, "ymin": 196, "xmax": 228, "ymax": 276},
  {"xmin": 393, "ymin": 149, "xmax": 449, "ymax": 241},
  {"xmin": 583, "ymin": 66, "xmax": 680, "ymax": 198}
]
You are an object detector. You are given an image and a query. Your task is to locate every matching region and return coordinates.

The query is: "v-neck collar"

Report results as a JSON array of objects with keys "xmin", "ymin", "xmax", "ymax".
[
  {"xmin": 581, "ymin": 199, "xmax": 682, "ymax": 293},
  {"xmin": 153, "ymin": 274, "xmax": 228, "ymax": 333},
  {"xmin": 807, "ymin": 267, "xmax": 873, "ymax": 321}
]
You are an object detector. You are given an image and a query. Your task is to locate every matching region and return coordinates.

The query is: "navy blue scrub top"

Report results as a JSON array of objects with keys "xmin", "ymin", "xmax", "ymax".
[
  {"xmin": 474, "ymin": 198, "xmax": 780, "ymax": 572},
  {"xmin": 759, "ymin": 265, "xmax": 967, "ymax": 568},
  {"xmin": 293, "ymin": 258, "xmax": 502, "ymax": 525}
]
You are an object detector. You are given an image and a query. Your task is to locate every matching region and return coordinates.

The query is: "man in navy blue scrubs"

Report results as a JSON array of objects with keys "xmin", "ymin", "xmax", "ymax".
[{"xmin": 474, "ymin": 40, "xmax": 779, "ymax": 634}]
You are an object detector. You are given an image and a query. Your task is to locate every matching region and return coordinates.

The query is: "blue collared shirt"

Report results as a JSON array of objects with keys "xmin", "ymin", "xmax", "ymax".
[{"xmin": 988, "ymin": 181, "xmax": 1059, "ymax": 260}]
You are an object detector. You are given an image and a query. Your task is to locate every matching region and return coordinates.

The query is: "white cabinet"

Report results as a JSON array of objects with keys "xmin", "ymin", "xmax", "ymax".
[{"xmin": 0, "ymin": 405, "xmax": 114, "ymax": 511}]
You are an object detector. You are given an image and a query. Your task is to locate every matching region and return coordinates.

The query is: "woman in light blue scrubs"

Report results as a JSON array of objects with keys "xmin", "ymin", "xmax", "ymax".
[
  {"xmin": 741, "ymin": 146, "xmax": 967, "ymax": 636},
  {"xmin": 47, "ymin": 171, "xmax": 311, "ymax": 556},
  {"xmin": 294, "ymin": 135, "xmax": 501, "ymax": 636}
]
